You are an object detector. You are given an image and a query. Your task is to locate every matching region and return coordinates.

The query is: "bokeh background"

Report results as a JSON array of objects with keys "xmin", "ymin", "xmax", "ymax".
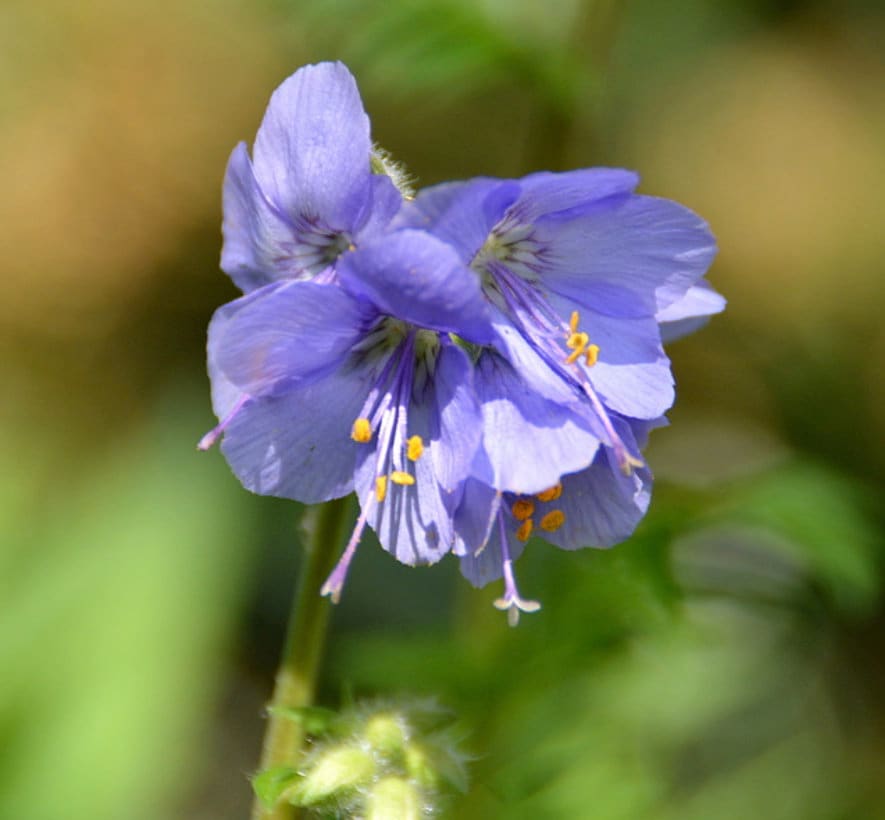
[{"xmin": 2, "ymin": 0, "xmax": 884, "ymax": 817}]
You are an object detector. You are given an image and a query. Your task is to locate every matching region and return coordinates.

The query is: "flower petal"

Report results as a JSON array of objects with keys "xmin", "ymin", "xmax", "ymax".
[
  {"xmin": 541, "ymin": 448, "xmax": 652, "ymax": 550},
  {"xmin": 396, "ymin": 179, "xmax": 518, "ymax": 264},
  {"xmin": 215, "ymin": 280, "xmax": 369, "ymax": 395},
  {"xmin": 220, "ymin": 143, "xmax": 301, "ymax": 292},
  {"xmin": 206, "ymin": 285, "xmax": 281, "ymax": 418},
  {"xmin": 220, "ymin": 366, "xmax": 374, "ymax": 503},
  {"xmin": 456, "ymin": 506, "xmax": 527, "ymax": 589},
  {"xmin": 251, "ymin": 62, "xmax": 373, "ymax": 231},
  {"xmin": 512, "ymin": 168, "xmax": 639, "ymax": 222},
  {"xmin": 414, "ymin": 342, "xmax": 483, "ymax": 492},
  {"xmin": 471, "ymin": 349, "xmax": 602, "ymax": 494},
  {"xmin": 337, "ymin": 230, "xmax": 495, "ymax": 344},
  {"xmin": 657, "ymin": 279, "xmax": 726, "ymax": 343},
  {"xmin": 536, "ymin": 195, "xmax": 717, "ymax": 318},
  {"xmin": 582, "ymin": 310, "xmax": 674, "ymax": 419}
]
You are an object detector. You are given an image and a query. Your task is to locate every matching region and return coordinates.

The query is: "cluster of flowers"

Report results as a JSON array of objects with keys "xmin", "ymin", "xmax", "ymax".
[{"xmin": 201, "ymin": 62, "xmax": 722, "ymax": 623}]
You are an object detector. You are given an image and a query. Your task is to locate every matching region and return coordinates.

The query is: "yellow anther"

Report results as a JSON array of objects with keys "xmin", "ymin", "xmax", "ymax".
[
  {"xmin": 540, "ymin": 509, "xmax": 565, "ymax": 532},
  {"xmin": 375, "ymin": 475, "xmax": 388, "ymax": 502},
  {"xmin": 351, "ymin": 417, "xmax": 372, "ymax": 443},
  {"xmin": 407, "ymin": 435, "xmax": 424, "ymax": 462},
  {"xmin": 585, "ymin": 344, "xmax": 600, "ymax": 367},
  {"xmin": 511, "ymin": 498, "xmax": 535, "ymax": 521},
  {"xmin": 536, "ymin": 483, "xmax": 562, "ymax": 503},
  {"xmin": 390, "ymin": 471, "xmax": 415, "ymax": 486},
  {"xmin": 516, "ymin": 519, "xmax": 534, "ymax": 542},
  {"xmin": 569, "ymin": 311, "xmax": 580, "ymax": 333},
  {"xmin": 566, "ymin": 331, "xmax": 589, "ymax": 351}
]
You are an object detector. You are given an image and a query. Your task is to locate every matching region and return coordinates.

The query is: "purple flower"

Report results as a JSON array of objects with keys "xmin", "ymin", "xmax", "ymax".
[
  {"xmin": 453, "ymin": 416, "xmax": 660, "ymax": 625},
  {"xmin": 206, "ymin": 231, "xmax": 497, "ymax": 598},
  {"xmin": 398, "ymin": 170, "xmax": 720, "ymax": 617},
  {"xmin": 221, "ymin": 61, "xmax": 402, "ymax": 293},
  {"xmin": 200, "ymin": 61, "xmax": 403, "ymax": 452}
]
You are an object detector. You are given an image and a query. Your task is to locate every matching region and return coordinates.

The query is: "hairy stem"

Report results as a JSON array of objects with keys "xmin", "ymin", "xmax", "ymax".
[{"xmin": 251, "ymin": 496, "xmax": 352, "ymax": 820}]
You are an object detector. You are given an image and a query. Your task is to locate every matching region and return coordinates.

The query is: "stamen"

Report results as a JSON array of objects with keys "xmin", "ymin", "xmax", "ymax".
[
  {"xmin": 539, "ymin": 510, "xmax": 565, "ymax": 532},
  {"xmin": 351, "ymin": 417, "xmax": 373, "ymax": 443},
  {"xmin": 569, "ymin": 310, "xmax": 580, "ymax": 333},
  {"xmin": 511, "ymin": 498, "xmax": 534, "ymax": 521},
  {"xmin": 375, "ymin": 475, "xmax": 388, "ymax": 502},
  {"xmin": 390, "ymin": 471, "xmax": 415, "ymax": 486},
  {"xmin": 322, "ymin": 500, "xmax": 373, "ymax": 604},
  {"xmin": 565, "ymin": 331, "xmax": 590, "ymax": 365},
  {"xmin": 585, "ymin": 344, "xmax": 600, "ymax": 367},
  {"xmin": 196, "ymin": 395, "xmax": 248, "ymax": 451},
  {"xmin": 406, "ymin": 435, "xmax": 424, "ymax": 462},
  {"xmin": 536, "ymin": 483, "xmax": 562, "ymax": 503},
  {"xmin": 516, "ymin": 519, "xmax": 533, "ymax": 542}
]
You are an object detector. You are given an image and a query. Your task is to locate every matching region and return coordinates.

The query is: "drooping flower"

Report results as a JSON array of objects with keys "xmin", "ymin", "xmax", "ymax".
[
  {"xmin": 206, "ymin": 230, "xmax": 497, "ymax": 597},
  {"xmin": 398, "ymin": 170, "xmax": 720, "ymax": 615},
  {"xmin": 453, "ymin": 415, "xmax": 661, "ymax": 625}
]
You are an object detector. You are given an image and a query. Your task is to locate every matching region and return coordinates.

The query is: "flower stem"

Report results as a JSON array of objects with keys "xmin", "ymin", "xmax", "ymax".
[{"xmin": 251, "ymin": 496, "xmax": 352, "ymax": 820}]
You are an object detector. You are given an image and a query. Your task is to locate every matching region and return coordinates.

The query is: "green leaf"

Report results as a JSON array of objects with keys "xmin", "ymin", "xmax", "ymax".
[{"xmin": 251, "ymin": 766, "xmax": 300, "ymax": 808}]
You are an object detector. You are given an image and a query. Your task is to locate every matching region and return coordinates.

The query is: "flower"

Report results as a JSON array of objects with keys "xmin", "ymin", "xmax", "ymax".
[
  {"xmin": 453, "ymin": 416, "xmax": 660, "ymax": 625},
  {"xmin": 221, "ymin": 61, "xmax": 402, "ymax": 293},
  {"xmin": 199, "ymin": 61, "xmax": 403, "ymax": 452},
  {"xmin": 206, "ymin": 230, "xmax": 497, "ymax": 598},
  {"xmin": 398, "ymin": 170, "xmax": 720, "ymax": 617}
]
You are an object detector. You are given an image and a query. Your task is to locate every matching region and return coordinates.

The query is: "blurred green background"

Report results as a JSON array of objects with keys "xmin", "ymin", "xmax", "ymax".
[{"xmin": 2, "ymin": 0, "xmax": 884, "ymax": 817}]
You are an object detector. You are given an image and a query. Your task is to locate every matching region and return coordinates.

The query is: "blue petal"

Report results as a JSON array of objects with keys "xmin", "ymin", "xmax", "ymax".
[
  {"xmin": 513, "ymin": 168, "xmax": 639, "ymax": 221},
  {"xmin": 221, "ymin": 143, "xmax": 302, "ymax": 292},
  {"xmin": 352, "ymin": 174, "xmax": 405, "ymax": 242},
  {"xmin": 657, "ymin": 280, "xmax": 726, "ymax": 343},
  {"xmin": 215, "ymin": 280, "xmax": 369, "ymax": 395},
  {"xmin": 459, "ymin": 536, "xmax": 527, "ymax": 588},
  {"xmin": 251, "ymin": 62, "xmax": 374, "ymax": 232},
  {"xmin": 451, "ymin": 478, "xmax": 499, "ymax": 558},
  {"xmin": 540, "ymin": 450, "xmax": 652, "ymax": 551},
  {"xmin": 413, "ymin": 342, "xmax": 483, "ymax": 492},
  {"xmin": 535, "ymin": 195, "xmax": 717, "ymax": 318},
  {"xmin": 396, "ymin": 179, "xmax": 519, "ymax": 264},
  {"xmin": 470, "ymin": 349, "xmax": 603, "ymax": 494},
  {"xmin": 220, "ymin": 365, "xmax": 374, "ymax": 503},
  {"xmin": 337, "ymin": 230, "xmax": 495, "ymax": 344}
]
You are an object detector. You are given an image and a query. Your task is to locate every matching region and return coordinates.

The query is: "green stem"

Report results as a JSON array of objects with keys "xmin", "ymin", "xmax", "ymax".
[{"xmin": 251, "ymin": 496, "xmax": 352, "ymax": 820}]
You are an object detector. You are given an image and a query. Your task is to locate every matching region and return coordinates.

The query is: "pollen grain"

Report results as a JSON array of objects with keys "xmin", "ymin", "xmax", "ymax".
[
  {"xmin": 407, "ymin": 435, "xmax": 424, "ymax": 461},
  {"xmin": 540, "ymin": 510, "xmax": 565, "ymax": 532},
  {"xmin": 511, "ymin": 498, "xmax": 534, "ymax": 521},
  {"xmin": 351, "ymin": 417, "xmax": 372, "ymax": 443},
  {"xmin": 536, "ymin": 483, "xmax": 562, "ymax": 503},
  {"xmin": 375, "ymin": 475, "xmax": 388, "ymax": 502}
]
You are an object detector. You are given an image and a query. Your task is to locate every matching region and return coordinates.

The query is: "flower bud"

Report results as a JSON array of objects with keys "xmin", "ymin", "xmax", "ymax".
[
  {"xmin": 364, "ymin": 712, "xmax": 406, "ymax": 758},
  {"xmin": 288, "ymin": 744, "xmax": 374, "ymax": 806},
  {"xmin": 366, "ymin": 776, "xmax": 423, "ymax": 820}
]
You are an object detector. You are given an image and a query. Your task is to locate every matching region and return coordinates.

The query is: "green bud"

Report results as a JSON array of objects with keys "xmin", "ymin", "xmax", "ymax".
[
  {"xmin": 404, "ymin": 742, "xmax": 438, "ymax": 791},
  {"xmin": 364, "ymin": 712, "xmax": 406, "ymax": 758},
  {"xmin": 366, "ymin": 776, "xmax": 423, "ymax": 820},
  {"xmin": 287, "ymin": 744, "xmax": 375, "ymax": 806}
]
